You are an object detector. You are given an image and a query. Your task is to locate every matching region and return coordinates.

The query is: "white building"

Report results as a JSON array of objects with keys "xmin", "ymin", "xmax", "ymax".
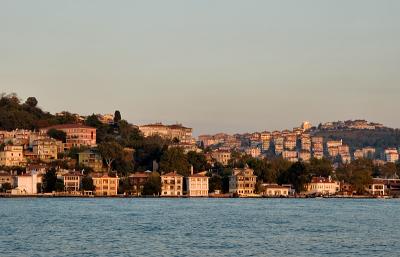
[
  {"xmin": 261, "ymin": 184, "xmax": 289, "ymax": 197},
  {"xmin": 385, "ymin": 148, "xmax": 399, "ymax": 163},
  {"xmin": 306, "ymin": 177, "xmax": 340, "ymax": 195},
  {"xmin": 186, "ymin": 172, "xmax": 209, "ymax": 197},
  {"xmin": 12, "ymin": 173, "xmax": 42, "ymax": 195}
]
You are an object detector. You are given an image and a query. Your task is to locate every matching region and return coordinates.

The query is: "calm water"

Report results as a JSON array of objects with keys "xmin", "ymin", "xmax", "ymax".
[{"xmin": 0, "ymin": 198, "xmax": 399, "ymax": 257}]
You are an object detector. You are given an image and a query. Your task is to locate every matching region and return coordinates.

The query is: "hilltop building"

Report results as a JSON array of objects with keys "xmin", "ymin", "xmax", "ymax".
[
  {"xmin": 78, "ymin": 149, "xmax": 104, "ymax": 172},
  {"xmin": 0, "ymin": 145, "xmax": 26, "ymax": 167},
  {"xmin": 139, "ymin": 123, "xmax": 194, "ymax": 144},
  {"xmin": 40, "ymin": 124, "xmax": 96, "ymax": 150},
  {"xmin": 385, "ymin": 148, "xmax": 399, "ymax": 163},
  {"xmin": 211, "ymin": 150, "xmax": 231, "ymax": 166}
]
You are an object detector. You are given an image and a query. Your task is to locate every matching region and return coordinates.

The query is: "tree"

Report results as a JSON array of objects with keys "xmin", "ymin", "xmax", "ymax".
[
  {"xmin": 114, "ymin": 110, "xmax": 121, "ymax": 123},
  {"xmin": 82, "ymin": 176, "xmax": 95, "ymax": 191},
  {"xmin": 376, "ymin": 163, "xmax": 397, "ymax": 178},
  {"xmin": 351, "ymin": 169, "xmax": 372, "ymax": 194},
  {"xmin": 208, "ymin": 174, "xmax": 222, "ymax": 193},
  {"xmin": 98, "ymin": 141, "xmax": 124, "ymax": 173},
  {"xmin": 336, "ymin": 159, "xmax": 374, "ymax": 194},
  {"xmin": 278, "ymin": 162, "xmax": 310, "ymax": 193},
  {"xmin": 134, "ymin": 135, "xmax": 168, "ymax": 171},
  {"xmin": 25, "ymin": 97, "xmax": 38, "ymax": 108},
  {"xmin": 187, "ymin": 151, "xmax": 210, "ymax": 172},
  {"xmin": 118, "ymin": 177, "xmax": 132, "ymax": 195},
  {"xmin": 43, "ymin": 168, "xmax": 58, "ymax": 193},
  {"xmin": 85, "ymin": 114, "xmax": 103, "ymax": 128},
  {"xmin": 306, "ymin": 158, "xmax": 333, "ymax": 178},
  {"xmin": 159, "ymin": 147, "xmax": 190, "ymax": 176},
  {"xmin": 47, "ymin": 129, "xmax": 67, "ymax": 143},
  {"xmin": 55, "ymin": 179, "xmax": 65, "ymax": 192},
  {"xmin": 113, "ymin": 148, "xmax": 135, "ymax": 176},
  {"xmin": 67, "ymin": 146, "xmax": 89, "ymax": 160},
  {"xmin": 1, "ymin": 182, "xmax": 12, "ymax": 192},
  {"xmin": 142, "ymin": 172, "xmax": 161, "ymax": 196}
]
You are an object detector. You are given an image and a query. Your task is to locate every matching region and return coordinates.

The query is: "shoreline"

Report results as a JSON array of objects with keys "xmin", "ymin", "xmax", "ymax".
[{"xmin": 0, "ymin": 194, "xmax": 396, "ymax": 199}]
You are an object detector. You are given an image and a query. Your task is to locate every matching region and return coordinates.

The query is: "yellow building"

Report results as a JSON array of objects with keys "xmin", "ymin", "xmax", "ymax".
[
  {"xmin": 32, "ymin": 138, "xmax": 60, "ymax": 161},
  {"xmin": 139, "ymin": 123, "xmax": 194, "ymax": 144},
  {"xmin": 211, "ymin": 150, "xmax": 231, "ymax": 166},
  {"xmin": 92, "ymin": 174, "xmax": 119, "ymax": 196},
  {"xmin": 229, "ymin": 167, "xmax": 257, "ymax": 197},
  {"xmin": 0, "ymin": 145, "xmax": 26, "ymax": 167},
  {"xmin": 161, "ymin": 172, "xmax": 183, "ymax": 196},
  {"xmin": 78, "ymin": 150, "xmax": 104, "ymax": 172}
]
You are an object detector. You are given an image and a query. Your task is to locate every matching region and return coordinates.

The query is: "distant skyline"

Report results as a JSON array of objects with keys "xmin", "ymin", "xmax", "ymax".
[{"xmin": 1, "ymin": 0, "xmax": 399, "ymax": 135}]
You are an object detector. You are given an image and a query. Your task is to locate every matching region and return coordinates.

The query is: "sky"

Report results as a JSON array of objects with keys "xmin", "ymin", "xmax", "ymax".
[{"xmin": 1, "ymin": 0, "xmax": 399, "ymax": 135}]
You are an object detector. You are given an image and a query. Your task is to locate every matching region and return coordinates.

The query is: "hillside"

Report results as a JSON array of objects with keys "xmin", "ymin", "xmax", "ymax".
[
  {"xmin": 313, "ymin": 128, "xmax": 400, "ymax": 151},
  {"xmin": 0, "ymin": 93, "xmax": 79, "ymax": 130}
]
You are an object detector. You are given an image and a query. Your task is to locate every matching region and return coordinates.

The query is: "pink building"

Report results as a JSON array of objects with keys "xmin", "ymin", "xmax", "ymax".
[{"xmin": 41, "ymin": 124, "xmax": 96, "ymax": 149}]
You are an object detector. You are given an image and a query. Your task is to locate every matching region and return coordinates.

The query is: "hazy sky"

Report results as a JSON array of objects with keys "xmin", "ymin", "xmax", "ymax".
[{"xmin": 1, "ymin": 0, "xmax": 399, "ymax": 135}]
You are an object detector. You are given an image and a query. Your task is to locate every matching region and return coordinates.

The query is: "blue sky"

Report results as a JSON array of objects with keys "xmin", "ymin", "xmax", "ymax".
[{"xmin": 1, "ymin": 0, "xmax": 399, "ymax": 135}]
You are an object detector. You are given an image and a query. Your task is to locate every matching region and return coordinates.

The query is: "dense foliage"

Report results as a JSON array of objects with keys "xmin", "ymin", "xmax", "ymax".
[
  {"xmin": 314, "ymin": 129, "xmax": 400, "ymax": 151},
  {"xmin": 0, "ymin": 93, "xmax": 80, "ymax": 130}
]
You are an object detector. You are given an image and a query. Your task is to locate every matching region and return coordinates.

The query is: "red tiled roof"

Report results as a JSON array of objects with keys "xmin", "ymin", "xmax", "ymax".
[
  {"xmin": 162, "ymin": 171, "xmax": 183, "ymax": 177},
  {"xmin": 63, "ymin": 171, "xmax": 83, "ymax": 177},
  {"xmin": 310, "ymin": 177, "xmax": 335, "ymax": 183},
  {"xmin": 189, "ymin": 173, "xmax": 207, "ymax": 178},
  {"xmin": 129, "ymin": 172, "xmax": 150, "ymax": 178},
  {"xmin": 263, "ymin": 184, "xmax": 287, "ymax": 189},
  {"xmin": 42, "ymin": 124, "xmax": 95, "ymax": 130}
]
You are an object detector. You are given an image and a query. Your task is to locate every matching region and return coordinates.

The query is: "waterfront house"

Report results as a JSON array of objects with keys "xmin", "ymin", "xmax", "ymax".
[
  {"xmin": 261, "ymin": 184, "xmax": 289, "ymax": 197},
  {"xmin": 92, "ymin": 174, "xmax": 119, "ymax": 196},
  {"xmin": 12, "ymin": 173, "xmax": 42, "ymax": 195},
  {"xmin": 306, "ymin": 177, "xmax": 340, "ymax": 196},
  {"xmin": 365, "ymin": 179, "xmax": 386, "ymax": 196},
  {"xmin": 128, "ymin": 171, "xmax": 151, "ymax": 196},
  {"xmin": 161, "ymin": 171, "xmax": 183, "ymax": 196},
  {"xmin": 62, "ymin": 171, "xmax": 83, "ymax": 193},
  {"xmin": 229, "ymin": 167, "xmax": 257, "ymax": 197},
  {"xmin": 186, "ymin": 171, "xmax": 209, "ymax": 197}
]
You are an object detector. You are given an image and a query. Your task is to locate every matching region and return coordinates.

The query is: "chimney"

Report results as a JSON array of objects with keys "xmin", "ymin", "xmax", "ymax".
[{"xmin": 190, "ymin": 165, "xmax": 194, "ymax": 176}]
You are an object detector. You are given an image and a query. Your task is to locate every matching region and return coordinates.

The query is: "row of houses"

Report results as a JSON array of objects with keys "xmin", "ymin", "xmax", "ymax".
[{"xmin": 2, "ymin": 166, "xmax": 396, "ymax": 197}]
